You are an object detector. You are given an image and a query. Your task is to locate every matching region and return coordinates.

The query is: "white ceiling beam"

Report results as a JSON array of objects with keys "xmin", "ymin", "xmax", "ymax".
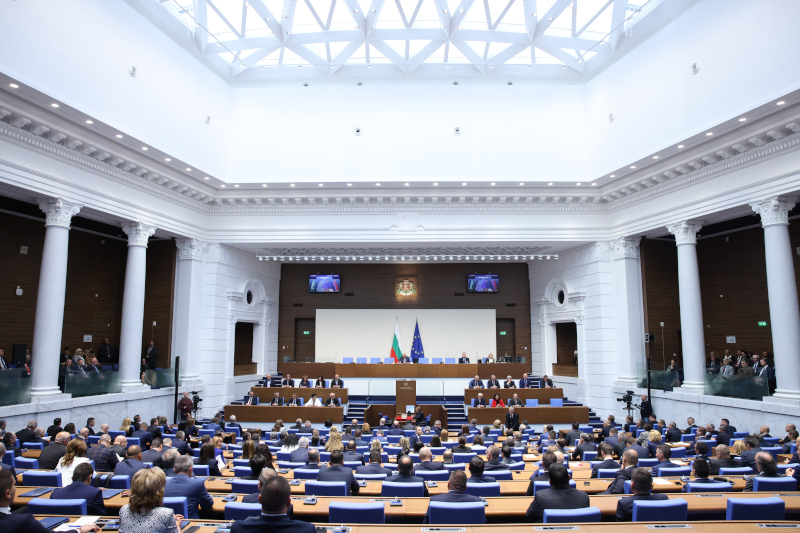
[
  {"xmin": 249, "ymin": 0, "xmax": 285, "ymax": 40},
  {"xmin": 433, "ymin": 0, "xmax": 451, "ymax": 32},
  {"xmin": 286, "ymin": 30, "xmax": 363, "ymax": 45},
  {"xmin": 231, "ymin": 44, "xmax": 282, "ymax": 76},
  {"xmin": 575, "ymin": 0, "xmax": 613, "ymax": 36},
  {"xmin": 454, "ymin": 29, "xmax": 529, "ymax": 44},
  {"xmin": 532, "ymin": 0, "xmax": 571, "ymax": 39},
  {"xmin": 192, "ymin": 0, "xmax": 209, "ymax": 53},
  {"xmin": 208, "ymin": 0, "xmax": 242, "ymax": 37},
  {"xmin": 607, "ymin": 0, "xmax": 629, "ymax": 52},
  {"xmin": 406, "ymin": 40, "xmax": 447, "ymax": 73},
  {"xmin": 489, "ymin": 0, "xmax": 516, "ymax": 30},
  {"xmin": 342, "ymin": 0, "xmax": 367, "ymax": 28},
  {"xmin": 330, "ymin": 39, "xmax": 367, "ymax": 72},
  {"xmin": 536, "ymin": 45, "xmax": 584, "ymax": 73},
  {"xmin": 450, "ymin": 39, "xmax": 487, "ymax": 74},
  {"xmin": 488, "ymin": 43, "xmax": 528, "ymax": 65},
  {"xmin": 449, "ymin": 0, "xmax": 476, "ymax": 29},
  {"xmin": 371, "ymin": 28, "xmax": 444, "ymax": 40},
  {"xmin": 365, "ymin": 0, "xmax": 386, "ymax": 29},
  {"xmin": 281, "ymin": 0, "xmax": 298, "ymax": 38},
  {"xmin": 537, "ymin": 35, "xmax": 607, "ymax": 50},
  {"xmin": 240, "ymin": 0, "xmax": 248, "ymax": 37},
  {"xmin": 285, "ymin": 44, "xmax": 334, "ymax": 74},
  {"xmin": 367, "ymin": 40, "xmax": 408, "ymax": 71}
]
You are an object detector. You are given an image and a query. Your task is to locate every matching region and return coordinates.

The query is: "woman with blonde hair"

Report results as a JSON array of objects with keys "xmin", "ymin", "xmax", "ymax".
[
  {"xmin": 240, "ymin": 440, "xmax": 255, "ymax": 460},
  {"xmin": 493, "ymin": 419, "xmax": 502, "ymax": 429},
  {"xmin": 325, "ymin": 432, "xmax": 344, "ymax": 452},
  {"xmin": 120, "ymin": 417, "xmax": 134, "ymax": 437},
  {"xmin": 56, "ymin": 439, "xmax": 91, "ymax": 486},
  {"xmin": 733, "ymin": 439, "xmax": 747, "ymax": 456},
  {"xmin": 396, "ymin": 436, "xmax": 411, "ymax": 459},
  {"xmin": 647, "ymin": 429, "xmax": 663, "ymax": 457},
  {"xmin": 362, "ymin": 422, "xmax": 371, "ymax": 434},
  {"xmin": 119, "ymin": 468, "xmax": 183, "ymax": 533},
  {"xmin": 212, "ymin": 436, "xmax": 225, "ymax": 455},
  {"xmin": 370, "ymin": 439, "xmax": 383, "ymax": 452}
]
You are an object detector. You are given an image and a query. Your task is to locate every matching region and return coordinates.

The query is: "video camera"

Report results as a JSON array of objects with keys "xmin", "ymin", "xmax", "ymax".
[
  {"xmin": 190, "ymin": 391, "xmax": 202, "ymax": 417},
  {"xmin": 616, "ymin": 390, "xmax": 639, "ymax": 415}
]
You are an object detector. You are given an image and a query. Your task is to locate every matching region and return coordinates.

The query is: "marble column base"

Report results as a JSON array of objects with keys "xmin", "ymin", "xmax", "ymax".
[
  {"xmin": 675, "ymin": 382, "xmax": 704, "ymax": 393},
  {"xmin": 31, "ymin": 391, "xmax": 72, "ymax": 402},
  {"xmin": 120, "ymin": 381, "xmax": 150, "ymax": 393}
]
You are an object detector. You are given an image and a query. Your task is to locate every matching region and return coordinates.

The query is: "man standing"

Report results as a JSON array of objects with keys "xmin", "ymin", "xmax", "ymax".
[
  {"xmin": 143, "ymin": 340, "xmax": 158, "ymax": 370},
  {"xmin": 98, "ymin": 338, "xmax": 114, "ymax": 364},
  {"xmin": 506, "ymin": 406, "xmax": 520, "ymax": 431},
  {"xmin": 615, "ymin": 469, "xmax": 669, "ymax": 521},
  {"xmin": 178, "ymin": 392, "xmax": 194, "ymax": 420},
  {"xmin": 525, "ymin": 464, "xmax": 590, "ymax": 522}
]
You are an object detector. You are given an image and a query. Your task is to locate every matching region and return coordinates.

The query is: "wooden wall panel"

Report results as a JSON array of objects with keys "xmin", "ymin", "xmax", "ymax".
[
  {"xmin": 294, "ymin": 318, "xmax": 316, "ymax": 363},
  {"xmin": 640, "ymin": 239, "xmax": 683, "ymax": 370},
  {"xmin": 277, "ymin": 263, "xmax": 531, "ymax": 370},
  {"xmin": 234, "ymin": 322, "xmax": 257, "ymax": 376},
  {"xmin": 495, "ymin": 318, "xmax": 515, "ymax": 358},
  {"xmin": 142, "ymin": 239, "xmax": 176, "ymax": 368},
  {"xmin": 555, "ymin": 322, "xmax": 577, "ymax": 366}
]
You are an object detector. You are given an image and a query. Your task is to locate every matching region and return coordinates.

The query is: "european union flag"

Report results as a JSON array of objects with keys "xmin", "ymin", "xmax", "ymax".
[{"xmin": 410, "ymin": 319, "xmax": 425, "ymax": 362}]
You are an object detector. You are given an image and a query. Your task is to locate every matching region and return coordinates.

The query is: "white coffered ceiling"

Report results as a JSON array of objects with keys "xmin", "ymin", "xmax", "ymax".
[{"xmin": 141, "ymin": 0, "xmax": 693, "ymax": 78}]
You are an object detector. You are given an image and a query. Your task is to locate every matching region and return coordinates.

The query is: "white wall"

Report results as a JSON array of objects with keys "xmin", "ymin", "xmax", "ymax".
[{"xmin": 315, "ymin": 308, "xmax": 496, "ymax": 362}]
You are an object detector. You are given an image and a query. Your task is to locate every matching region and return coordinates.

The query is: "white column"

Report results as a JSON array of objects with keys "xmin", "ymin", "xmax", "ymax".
[
  {"xmin": 119, "ymin": 222, "xmax": 157, "ymax": 391},
  {"xmin": 667, "ymin": 221, "xmax": 706, "ymax": 391},
  {"xmin": 610, "ymin": 237, "xmax": 646, "ymax": 386},
  {"xmin": 173, "ymin": 238, "xmax": 206, "ymax": 389},
  {"xmin": 30, "ymin": 198, "xmax": 82, "ymax": 399},
  {"xmin": 751, "ymin": 197, "xmax": 800, "ymax": 400}
]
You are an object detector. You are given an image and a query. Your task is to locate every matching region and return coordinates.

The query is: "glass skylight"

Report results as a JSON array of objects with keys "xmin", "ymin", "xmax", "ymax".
[{"xmin": 156, "ymin": 0, "xmax": 663, "ymax": 75}]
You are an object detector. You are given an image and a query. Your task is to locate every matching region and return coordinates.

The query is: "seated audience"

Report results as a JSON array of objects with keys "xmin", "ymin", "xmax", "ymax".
[
  {"xmin": 591, "ymin": 443, "xmax": 620, "ymax": 478},
  {"xmin": 164, "ymin": 455, "xmax": 214, "ymax": 518},
  {"xmin": 290, "ymin": 437, "xmax": 310, "ymax": 462},
  {"xmin": 467, "ymin": 456, "xmax": 496, "ymax": 483},
  {"xmin": 51, "ymin": 462, "xmax": 107, "ymax": 515},
  {"xmin": 38, "ymin": 431, "xmax": 70, "ymax": 470},
  {"xmin": 709, "ymin": 444, "xmax": 738, "ymax": 475},
  {"xmin": 86, "ymin": 433, "xmax": 120, "ymax": 471},
  {"xmin": 386, "ymin": 454, "xmax": 429, "ymax": 496},
  {"xmin": 115, "ymin": 445, "xmax": 150, "ymax": 477},
  {"xmin": 423, "ymin": 470, "xmax": 482, "ymax": 523},
  {"xmin": 318, "ymin": 450, "xmax": 359, "ymax": 495},
  {"xmin": 615, "ymin": 468, "xmax": 669, "ymax": 521},
  {"xmin": 650, "ymin": 445, "xmax": 673, "ymax": 475},
  {"xmin": 119, "ymin": 468, "xmax": 183, "ymax": 533},
  {"xmin": 56, "ymin": 438, "xmax": 91, "ymax": 486},
  {"xmin": 414, "ymin": 447, "xmax": 445, "ymax": 471},
  {"xmin": 602, "ymin": 448, "xmax": 639, "ymax": 494},
  {"xmin": 484, "ymin": 445, "xmax": 510, "ymax": 471},
  {"xmin": 525, "ymin": 463, "xmax": 590, "ymax": 522},
  {"xmin": 230, "ymin": 476, "xmax": 314, "ymax": 533},
  {"xmin": 161, "ymin": 448, "xmax": 180, "ymax": 477},
  {"xmin": 571, "ymin": 433, "xmax": 597, "ymax": 460},
  {"xmin": 680, "ymin": 459, "xmax": 725, "ymax": 492},
  {"xmin": 743, "ymin": 451, "xmax": 781, "ymax": 491},
  {"xmin": 357, "ymin": 450, "xmax": 392, "ymax": 475}
]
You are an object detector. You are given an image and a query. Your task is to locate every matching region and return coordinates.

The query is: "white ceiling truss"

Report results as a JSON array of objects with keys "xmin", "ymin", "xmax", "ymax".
[
  {"xmin": 255, "ymin": 245, "xmax": 554, "ymax": 260},
  {"xmin": 147, "ymin": 0, "xmax": 679, "ymax": 77}
]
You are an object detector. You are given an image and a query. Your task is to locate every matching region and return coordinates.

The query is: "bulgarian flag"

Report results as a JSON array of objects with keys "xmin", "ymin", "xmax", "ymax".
[{"xmin": 390, "ymin": 318, "xmax": 404, "ymax": 363}]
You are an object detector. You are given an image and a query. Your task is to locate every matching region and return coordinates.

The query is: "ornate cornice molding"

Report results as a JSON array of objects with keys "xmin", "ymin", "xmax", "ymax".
[
  {"xmin": 750, "ymin": 196, "xmax": 797, "ymax": 228},
  {"xmin": 206, "ymin": 244, "xmax": 281, "ymax": 276},
  {"xmin": 609, "ymin": 237, "xmax": 641, "ymax": 259},
  {"xmin": 175, "ymin": 238, "xmax": 208, "ymax": 261},
  {"xmin": 38, "ymin": 197, "xmax": 82, "ymax": 228},
  {"xmin": 529, "ymin": 242, "xmax": 611, "ymax": 275},
  {"xmin": 667, "ymin": 220, "xmax": 704, "ymax": 245},
  {"xmin": 122, "ymin": 222, "xmax": 157, "ymax": 247}
]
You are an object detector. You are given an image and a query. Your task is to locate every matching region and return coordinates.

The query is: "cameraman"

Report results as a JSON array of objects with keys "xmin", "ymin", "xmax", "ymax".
[
  {"xmin": 178, "ymin": 391, "xmax": 194, "ymax": 420},
  {"xmin": 640, "ymin": 394, "xmax": 652, "ymax": 420}
]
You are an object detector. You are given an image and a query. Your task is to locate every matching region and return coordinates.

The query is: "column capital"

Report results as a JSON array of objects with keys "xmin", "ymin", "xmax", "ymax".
[
  {"xmin": 175, "ymin": 238, "xmax": 207, "ymax": 261},
  {"xmin": 667, "ymin": 220, "xmax": 704, "ymax": 245},
  {"xmin": 37, "ymin": 198, "xmax": 82, "ymax": 228},
  {"xmin": 122, "ymin": 222, "xmax": 157, "ymax": 247},
  {"xmin": 750, "ymin": 197, "xmax": 797, "ymax": 228},
  {"xmin": 609, "ymin": 236, "xmax": 641, "ymax": 259}
]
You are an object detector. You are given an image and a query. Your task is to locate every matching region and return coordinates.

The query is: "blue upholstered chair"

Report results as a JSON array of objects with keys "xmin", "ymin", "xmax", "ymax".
[
  {"xmin": 370, "ymin": 358, "xmax": 381, "ymax": 364},
  {"xmin": 632, "ymin": 498, "xmax": 687, "ymax": 522},
  {"xmin": 718, "ymin": 467, "xmax": 754, "ymax": 476},
  {"xmin": 414, "ymin": 470, "xmax": 450, "ymax": 481},
  {"xmin": 525, "ymin": 399, "xmax": 539, "ymax": 407},
  {"xmin": 726, "ymin": 496, "xmax": 785, "ymax": 520},
  {"xmin": 543, "ymin": 507, "xmax": 601, "ymax": 523},
  {"xmin": 231, "ymin": 480, "xmax": 260, "ymax": 494},
  {"xmin": 193, "ymin": 465, "xmax": 210, "ymax": 476},
  {"xmin": 357, "ymin": 357, "xmax": 367, "ymax": 364},
  {"xmin": 329, "ymin": 502, "xmax": 386, "ymax": 524},
  {"xmin": 163, "ymin": 497, "xmax": 189, "ymax": 518},
  {"xmin": 753, "ymin": 477, "xmax": 798, "ymax": 492},
  {"xmin": 343, "ymin": 357, "xmax": 354, "ymax": 364},
  {"xmin": 597, "ymin": 469, "xmax": 619, "ymax": 479},
  {"xmin": 354, "ymin": 473, "xmax": 387, "ymax": 481},
  {"xmin": 464, "ymin": 482, "xmax": 500, "ymax": 497},
  {"xmin": 550, "ymin": 398, "xmax": 563, "ymax": 407},
  {"xmin": 293, "ymin": 469, "xmax": 320, "ymax": 480},
  {"xmin": 432, "ymin": 358, "xmax": 443, "ymax": 364},
  {"xmin": 445, "ymin": 358, "xmax": 456, "ymax": 364},
  {"xmin": 685, "ymin": 482, "xmax": 732, "ymax": 492},
  {"xmin": 305, "ymin": 481, "xmax": 347, "ymax": 496},
  {"xmin": 22, "ymin": 471, "xmax": 62, "ymax": 487},
  {"xmin": 380, "ymin": 481, "xmax": 425, "ymax": 497},
  {"xmin": 657, "ymin": 467, "xmax": 692, "ymax": 477},
  {"xmin": 224, "ymin": 502, "xmax": 262, "ymax": 520},
  {"xmin": 28, "ymin": 498, "xmax": 86, "ymax": 515},
  {"xmin": 428, "ymin": 502, "xmax": 485, "ymax": 524},
  {"xmin": 533, "ymin": 480, "xmax": 576, "ymax": 495},
  {"xmin": 486, "ymin": 470, "xmax": 513, "ymax": 480}
]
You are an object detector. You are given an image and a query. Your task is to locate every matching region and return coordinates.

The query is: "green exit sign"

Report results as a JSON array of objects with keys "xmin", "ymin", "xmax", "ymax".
[
  {"xmin": 303, "ymin": 331, "xmax": 311, "ymax": 335},
  {"xmin": 499, "ymin": 331, "xmax": 507, "ymax": 336},
  {"xmin": 758, "ymin": 321, "xmax": 768, "ymax": 327}
]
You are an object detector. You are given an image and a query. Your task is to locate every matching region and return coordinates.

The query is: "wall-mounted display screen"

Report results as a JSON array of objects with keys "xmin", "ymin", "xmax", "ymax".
[
  {"xmin": 467, "ymin": 274, "xmax": 499, "ymax": 293},
  {"xmin": 309, "ymin": 274, "xmax": 341, "ymax": 293}
]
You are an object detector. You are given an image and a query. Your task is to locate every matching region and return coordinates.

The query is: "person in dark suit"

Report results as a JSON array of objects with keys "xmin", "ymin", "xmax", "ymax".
[
  {"xmin": 680, "ymin": 459, "xmax": 724, "ymax": 492},
  {"xmin": 15, "ymin": 421, "xmax": 36, "ymax": 446},
  {"xmin": 0, "ymin": 444, "xmax": 15, "ymax": 480},
  {"xmin": 639, "ymin": 395, "xmax": 653, "ymax": 420},
  {"xmin": 473, "ymin": 393, "xmax": 487, "ymax": 407},
  {"xmin": 484, "ymin": 445, "xmax": 510, "ymax": 471},
  {"xmin": 325, "ymin": 393, "xmax": 340, "ymax": 407},
  {"xmin": 591, "ymin": 443, "xmax": 620, "ymax": 478},
  {"xmin": 518, "ymin": 373, "xmax": 532, "ymax": 389},
  {"xmin": 602, "ymin": 449, "xmax": 639, "ymax": 494},
  {"xmin": 525, "ymin": 451, "xmax": 557, "ymax": 495},
  {"xmin": 615, "ymin": 468, "xmax": 669, "ymax": 521},
  {"xmin": 649, "ymin": 445, "xmax": 674, "ymax": 476},
  {"xmin": 452, "ymin": 436, "xmax": 472, "ymax": 454},
  {"xmin": 114, "ymin": 446, "xmax": 149, "ymax": 477},
  {"xmin": 131, "ymin": 423, "xmax": 153, "ymax": 450},
  {"xmin": 467, "ymin": 456, "xmax": 496, "ymax": 483},
  {"xmin": 141, "ymin": 438, "xmax": 165, "ymax": 467},
  {"xmin": 318, "ymin": 450, "xmax": 359, "ymax": 495},
  {"xmin": 161, "ymin": 449, "xmax": 179, "ymax": 477},
  {"xmin": 572, "ymin": 433, "xmax": 598, "ymax": 460},
  {"xmin": 290, "ymin": 438, "xmax": 310, "ymax": 463},
  {"xmin": 97, "ymin": 338, "xmax": 114, "ymax": 364},
  {"xmin": 231, "ymin": 476, "xmax": 314, "ymax": 533},
  {"xmin": 46, "ymin": 418, "xmax": 63, "ymax": 442},
  {"xmin": 486, "ymin": 374, "xmax": 501, "ymax": 389},
  {"xmin": 287, "ymin": 394, "xmax": 302, "ymax": 406},
  {"xmin": 51, "ymin": 462, "xmax": 106, "ymax": 515},
  {"xmin": 684, "ymin": 417, "xmax": 698, "ymax": 434},
  {"xmin": 298, "ymin": 375, "xmax": 312, "ymax": 388},
  {"xmin": 143, "ymin": 340, "xmax": 158, "ymax": 370},
  {"xmin": 693, "ymin": 441, "xmax": 710, "ymax": 463},
  {"xmin": 468, "ymin": 375, "xmax": 484, "ymax": 389},
  {"xmin": 564, "ymin": 423, "xmax": 582, "ymax": 446},
  {"xmin": 270, "ymin": 392, "xmax": 284, "ymax": 406},
  {"xmin": 0, "ymin": 469, "xmax": 98, "ymax": 533},
  {"xmin": 458, "ymin": 352, "xmax": 470, "ymax": 364},
  {"xmin": 715, "ymin": 424, "xmax": 735, "ymax": 450},
  {"xmin": 386, "ymin": 455, "xmax": 429, "ymax": 496},
  {"xmin": 38, "ymin": 431, "xmax": 69, "ymax": 470},
  {"xmin": 503, "ymin": 375, "xmax": 517, "ymax": 388},
  {"xmin": 709, "ymin": 444, "xmax": 739, "ymax": 475},
  {"xmin": 399, "ymin": 353, "xmax": 412, "ymax": 363},
  {"xmin": 539, "ymin": 375, "xmax": 554, "ymax": 388},
  {"xmin": 27, "ymin": 427, "xmax": 49, "ymax": 447},
  {"xmin": 86, "ymin": 434, "xmax": 119, "ymax": 471},
  {"xmin": 164, "ymin": 456, "xmax": 214, "ymax": 518},
  {"xmin": 743, "ymin": 452, "xmax": 781, "ymax": 492},
  {"xmin": 506, "ymin": 407, "xmax": 520, "ymax": 431},
  {"xmin": 330, "ymin": 374, "xmax": 344, "ymax": 388},
  {"xmin": 739, "ymin": 436, "xmax": 762, "ymax": 470},
  {"xmin": 357, "ymin": 451, "xmax": 392, "ymax": 475},
  {"xmin": 171, "ymin": 431, "xmax": 191, "ymax": 455},
  {"xmin": 525, "ymin": 463, "xmax": 590, "ymax": 522},
  {"xmin": 343, "ymin": 440, "xmax": 365, "ymax": 465},
  {"xmin": 281, "ymin": 374, "xmax": 295, "ymax": 387},
  {"xmin": 629, "ymin": 439, "xmax": 650, "ymax": 462},
  {"xmin": 423, "ymin": 470, "xmax": 482, "ymax": 523},
  {"xmin": 414, "ymin": 447, "xmax": 445, "ymax": 471},
  {"xmin": 665, "ymin": 422, "xmax": 683, "ymax": 443},
  {"xmin": 600, "ymin": 415, "xmax": 616, "ymax": 438},
  {"xmin": 296, "ymin": 448, "xmax": 322, "ymax": 472},
  {"xmin": 388, "ymin": 421, "xmax": 404, "ymax": 435},
  {"xmin": 508, "ymin": 393, "xmax": 523, "ymax": 407}
]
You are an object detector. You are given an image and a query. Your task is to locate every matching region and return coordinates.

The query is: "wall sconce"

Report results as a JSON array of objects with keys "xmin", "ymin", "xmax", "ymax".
[{"xmin": 15, "ymin": 286, "xmax": 23, "ymax": 296}]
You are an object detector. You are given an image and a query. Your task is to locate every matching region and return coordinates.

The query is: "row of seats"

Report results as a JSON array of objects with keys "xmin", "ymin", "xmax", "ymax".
[
  {"xmin": 470, "ymin": 398, "xmax": 563, "ymax": 407},
  {"xmin": 341, "ymin": 357, "xmax": 507, "ymax": 364}
]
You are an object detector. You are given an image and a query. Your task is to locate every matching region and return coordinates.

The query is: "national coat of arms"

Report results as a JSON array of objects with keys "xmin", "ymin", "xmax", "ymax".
[{"xmin": 395, "ymin": 278, "xmax": 417, "ymax": 296}]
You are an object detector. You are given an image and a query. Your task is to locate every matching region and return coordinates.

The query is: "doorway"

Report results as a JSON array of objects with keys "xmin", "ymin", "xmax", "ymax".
[
  {"xmin": 496, "ymin": 318, "xmax": 516, "ymax": 361},
  {"xmin": 295, "ymin": 318, "xmax": 316, "ymax": 362},
  {"xmin": 233, "ymin": 322, "xmax": 256, "ymax": 376},
  {"xmin": 554, "ymin": 322, "xmax": 578, "ymax": 377}
]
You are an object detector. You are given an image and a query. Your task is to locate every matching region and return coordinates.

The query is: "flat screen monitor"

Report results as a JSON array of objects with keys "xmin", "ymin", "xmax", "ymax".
[
  {"xmin": 309, "ymin": 274, "xmax": 340, "ymax": 293},
  {"xmin": 467, "ymin": 274, "xmax": 499, "ymax": 293}
]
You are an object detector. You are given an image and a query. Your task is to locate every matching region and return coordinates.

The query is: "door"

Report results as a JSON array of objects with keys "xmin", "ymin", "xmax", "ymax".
[{"xmin": 294, "ymin": 318, "xmax": 316, "ymax": 362}]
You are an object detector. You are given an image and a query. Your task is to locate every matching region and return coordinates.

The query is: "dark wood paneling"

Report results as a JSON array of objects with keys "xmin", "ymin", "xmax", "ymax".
[
  {"xmin": 555, "ymin": 322, "xmax": 577, "ymax": 366},
  {"xmin": 641, "ymin": 239, "xmax": 683, "ymax": 370},
  {"xmin": 234, "ymin": 322, "xmax": 256, "ymax": 376},
  {"xmin": 294, "ymin": 318, "xmax": 316, "ymax": 363},
  {"xmin": 278, "ymin": 263, "xmax": 531, "ymax": 371},
  {"xmin": 0, "ymin": 210, "xmax": 175, "ymax": 369},
  {"xmin": 496, "ymin": 318, "xmax": 515, "ymax": 358}
]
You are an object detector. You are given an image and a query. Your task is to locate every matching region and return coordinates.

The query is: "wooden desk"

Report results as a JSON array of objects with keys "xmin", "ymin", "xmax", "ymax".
[
  {"xmin": 224, "ymin": 405, "xmax": 344, "ymax": 424},
  {"xmin": 251, "ymin": 386, "xmax": 349, "ymax": 404},
  {"xmin": 464, "ymin": 388, "xmax": 563, "ymax": 404},
  {"xmin": 283, "ymin": 363, "xmax": 531, "ymax": 380},
  {"xmin": 470, "ymin": 406, "xmax": 590, "ymax": 424}
]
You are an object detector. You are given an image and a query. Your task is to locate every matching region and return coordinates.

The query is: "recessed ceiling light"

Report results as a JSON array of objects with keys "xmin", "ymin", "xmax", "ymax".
[
  {"xmin": 591, "ymin": 182, "xmax": 597, "ymax": 186},
  {"xmin": 376, "ymin": 183, "xmax": 381, "ymax": 186},
  {"xmin": 318, "ymin": 183, "xmax": 324, "ymax": 187},
  {"xmin": 142, "ymin": 147, "xmax": 148, "ymax": 151},
  {"xmin": 347, "ymin": 183, "xmax": 352, "ymax": 186},
  {"xmin": 548, "ymin": 182, "xmax": 553, "ymax": 186},
  {"xmin": 652, "ymin": 155, "xmax": 658, "ymax": 159},
  {"xmin": 116, "ymin": 134, "xmax": 123, "ymax": 138},
  {"xmin": 290, "ymin": 184, "xmax": 295, "ymax": 187},
  {"xmin": 404, "ymin": 182, "xmax": 409, "ymax": 186},
  {"xmin": 739, "ymin": 117, "xmax": 747, "ymax": 122},
  {"xmin": 677, "ymin": 145, "xmax": 684, "ymax": 149},
  {"xmin": 491, "ymin": 182, "xmax": 496, "ymax": 186},
  {"xmin": 9, "ymin": 83, "xmax": 19, "ymax": 89},
  {"xmin": 576, "ymin": 183, "xmax": 581, "ymax": 186},
  {"xmin": 706, "ymin": 132, "xmax": 713, "ymax": 136},
  {"xmin": 165, "ymin": 158, "xmax": 171, "ymax": 162},
  {"xmin": 630, "ymin": 165, "xmax": 636, "ymax": 169},
  {"xmin": 519, "ymin": 182, "xmax": 524, "ymax": 186},
  {"xmin": 186, "ymin": 167, "xmax": 192, "ymax": 171},
  {"xmin": 50, "ymin": 103, "xmax": 59, "ymax": 108},
  {"xmin": 433, "ymin": 182, "xmax": 438, "ymax": 186},
  {"xmin": 220, "ymin": 184, "xmax": 226, "ymax": 188},
  {"xmin": 262, "ymin": 184, "xmax": 267, "ymax": 187},
  {"xmin": 204, "ymin": 177, "xmax": 210, "ymax": 180},
  {"xmin": 610, "ymin": 174, "xmax": 615, "ymax": 178},
  {"xmin": 85, "ymin": 120, "xmax": 93, "ymax": 124},
  {"xmin": 234, "ymin": 184, "xmax": 239, "ymax": 187},
  {"xmin": 777, "ymin": 101, "xmax": 785, "ymax": 105}
]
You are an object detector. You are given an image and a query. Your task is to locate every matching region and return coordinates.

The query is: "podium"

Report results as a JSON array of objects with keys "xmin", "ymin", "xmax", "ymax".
[{"xmin": 396, "ymin": 380, "xmax": 416, "ymax": 417}]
